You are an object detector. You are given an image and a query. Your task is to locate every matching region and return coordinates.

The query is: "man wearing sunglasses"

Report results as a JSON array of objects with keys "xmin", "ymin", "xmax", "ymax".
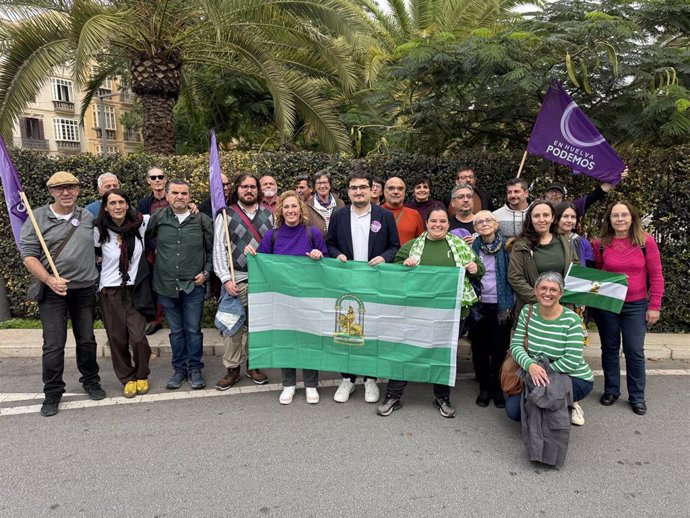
[{"xmin": 20, "ymin": 171, "xmax": 105, "ymax": 417}]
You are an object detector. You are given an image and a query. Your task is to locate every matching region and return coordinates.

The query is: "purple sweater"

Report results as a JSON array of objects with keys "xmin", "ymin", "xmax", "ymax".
[{"xmin": 257, "ymin": 224, "xmax": 328, "ymax": 257}]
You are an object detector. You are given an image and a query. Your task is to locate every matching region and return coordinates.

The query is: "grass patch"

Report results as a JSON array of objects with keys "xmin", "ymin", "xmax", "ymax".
[{"xmin": 0, "ymin": 318, "xmax": 105, "ymax": 329}]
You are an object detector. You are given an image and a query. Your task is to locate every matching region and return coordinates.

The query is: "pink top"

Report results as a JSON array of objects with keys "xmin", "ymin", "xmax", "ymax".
[{"xmin": 593, "ymin": 234, "xmax": 664, "ymax": 310}]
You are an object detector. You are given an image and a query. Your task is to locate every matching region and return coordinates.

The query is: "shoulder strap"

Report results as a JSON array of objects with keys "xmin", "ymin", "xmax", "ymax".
[
  {"xmin": 524, "ymin": 304, "xmax": 534, "ymax": 351},
  {"xmin": 53, "ymin": 208, "xmax": 83, "ymax": 261},
  {"xmin": 229, "ymin": 204, "xmax": 262, "ymax": 243}
]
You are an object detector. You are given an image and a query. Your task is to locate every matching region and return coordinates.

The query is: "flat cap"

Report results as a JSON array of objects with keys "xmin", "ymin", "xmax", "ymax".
[
  {"xmin": 46, "ymin": 171, "xmax": 80, "ymax": 188},
  {"xmin": 545, "ymin": 182, "xmax": 565, "ymax": 194}
]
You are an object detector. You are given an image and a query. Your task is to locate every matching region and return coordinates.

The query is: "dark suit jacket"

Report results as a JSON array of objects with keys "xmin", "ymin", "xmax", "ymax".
[{"xmin": 327, "ymin": 204, "xmax": 400, "ymax": 262}]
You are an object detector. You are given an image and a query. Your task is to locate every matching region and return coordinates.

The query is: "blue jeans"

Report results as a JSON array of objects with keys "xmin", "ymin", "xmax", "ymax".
[
  {"xmin": 158, "ymin": 286, "xmax": 205, "ymax": 373},
  {"xmin": 38, "ymin": 285, "xmax": 100, "ymax": 395},
  {"xmin": 592, "ymin": 300, "xmax": 648, "ymax": 403},
  {"xmin": 505, "ymin": 376, "xmax": 594, "ymax": 422}
]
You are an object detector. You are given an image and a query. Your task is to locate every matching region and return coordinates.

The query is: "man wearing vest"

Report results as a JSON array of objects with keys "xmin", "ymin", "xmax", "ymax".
[{"xmin": 213, "ymin": 173, "xmax": 274, "ymax": 390}]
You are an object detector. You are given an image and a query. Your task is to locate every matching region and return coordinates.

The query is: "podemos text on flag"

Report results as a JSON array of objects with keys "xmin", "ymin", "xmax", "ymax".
[{"xmin": 247, "ymin": 254, "xmax": 464, "ymax": 386}]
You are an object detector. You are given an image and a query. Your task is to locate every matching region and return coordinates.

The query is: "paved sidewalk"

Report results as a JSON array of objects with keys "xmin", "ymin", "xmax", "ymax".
[{"xmin": 0, "ymin": 327, "xmax": 687, "ymax": 360}]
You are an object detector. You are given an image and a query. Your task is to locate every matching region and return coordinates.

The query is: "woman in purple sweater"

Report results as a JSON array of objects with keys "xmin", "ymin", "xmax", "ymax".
[{"xmin": 245, "ymin": 190, "xmax": 328, "ymax": 405}]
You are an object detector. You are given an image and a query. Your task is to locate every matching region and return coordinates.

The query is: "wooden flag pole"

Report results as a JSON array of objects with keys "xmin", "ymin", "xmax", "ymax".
[
  {"xmin": 221, "ymin": 208, "xmax": 236, "ymax": 284},
  {"xmin": 19, "ymin": 191, "xmax": 59, "ymax": 279},
  {"xmin": 516, "ymin": 150, "xmax": 528, "ymax": 178}
]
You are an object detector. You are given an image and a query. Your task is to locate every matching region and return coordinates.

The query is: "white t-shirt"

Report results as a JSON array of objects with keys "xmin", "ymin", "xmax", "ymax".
[
  {"xmin": 93, "ymin": 215, "xmax": 150, "ymax": 290},
  {"xmin": 350, "ymin": 206, "xmax": 371, "ymax": 262}
]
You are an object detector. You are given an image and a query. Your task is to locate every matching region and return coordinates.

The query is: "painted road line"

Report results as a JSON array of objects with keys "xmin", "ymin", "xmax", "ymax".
[{"xmin": 2, "ymin": 370, "xmax": 689, "ymax": 417}]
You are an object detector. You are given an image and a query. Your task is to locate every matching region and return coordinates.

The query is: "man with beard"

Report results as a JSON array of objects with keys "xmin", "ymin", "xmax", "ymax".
[
  {"xmin": 21, "ymin": 171, "xmax": 104, "ymax": 416},
  {"xmin": 327, "ymin": 172, "xmax": 400, "ymax": 404},
  {"xmin": 259, "ymin": 175, "xmax": 279, "ymax": 214},
  {"xmin": 445, "ymin": 166, "xmax": 494, "ymax": 217},
  {"xmin": 213, "ymin": 173, "xmax": 274, "ymax": 389},
  {"xmin": 449, "ymin": 184, "xmax": 476, "ymax": 244},
  {"xmin": 381, "ymin": 177, "xmax": 424, "ymax": 245},
  {"xmin": 493, "ymin": 178, "xmax": 530, "ymax": 238}
]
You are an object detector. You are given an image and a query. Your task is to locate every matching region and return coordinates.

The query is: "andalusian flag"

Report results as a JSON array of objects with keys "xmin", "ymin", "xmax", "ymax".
[
  {"xmin": 561, "ymin": 263, "xmax": 628, "ymax": 313},
  {"xmin": 247, "ymin": 254, "xmax": 464, "ymax": 386}
]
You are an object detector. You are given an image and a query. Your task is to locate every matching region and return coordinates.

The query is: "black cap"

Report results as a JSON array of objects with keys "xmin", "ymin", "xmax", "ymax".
[{"xmin": 545, "ymin": 182, "xmax": 565, "ymax": 195}]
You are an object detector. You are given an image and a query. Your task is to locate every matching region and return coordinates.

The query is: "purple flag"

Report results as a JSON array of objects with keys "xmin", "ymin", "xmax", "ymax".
[
  {"xmin": 209, "ymin": 129, "xmax": 226, "ymax": 217},
  {"xmin": 527, "ymin": 82, "xmax": 625, "ymax": 185},
  {"xmin": 0, "ymin": 136, "xmax": 28, "ymax": 249}
]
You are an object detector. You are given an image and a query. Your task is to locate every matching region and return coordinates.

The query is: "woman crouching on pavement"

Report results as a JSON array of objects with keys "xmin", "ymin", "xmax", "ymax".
[
  {"xmin": 245, "ymin": 190, "xmax": 329, "ymax": 405},
  {"xmin": 377, "ymin": 208, "xmax": 485, "ymax": 418},
  {"xmin": 505, "ymin": 272, "xmax": 593, "ymax": 427},
  {"xmin": 94, "ymin": 189, "xmax": 154, "ymax": 398}
]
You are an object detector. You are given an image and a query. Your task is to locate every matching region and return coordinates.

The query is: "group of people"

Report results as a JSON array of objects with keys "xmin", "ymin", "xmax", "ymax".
[{"xmin": 20, "ymin": 165, "xmax": 663, "ymax": 436}]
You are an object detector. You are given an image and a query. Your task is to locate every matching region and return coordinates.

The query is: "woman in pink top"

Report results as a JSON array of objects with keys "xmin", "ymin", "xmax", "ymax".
[{"xmin": 592, "ymin": 201, "xmax": 664, "ymax": 416}]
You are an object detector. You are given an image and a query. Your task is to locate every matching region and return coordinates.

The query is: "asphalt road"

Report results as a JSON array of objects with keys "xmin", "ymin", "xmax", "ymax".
[{"xmin": 1, "ymin": 356, "xmax": 689, "ymax": 518}]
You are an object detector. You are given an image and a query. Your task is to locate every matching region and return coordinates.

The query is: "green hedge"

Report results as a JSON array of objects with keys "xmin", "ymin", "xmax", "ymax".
[{"xmin": 2, "ymin": 146, "xmax": 688, "ymax": 331}]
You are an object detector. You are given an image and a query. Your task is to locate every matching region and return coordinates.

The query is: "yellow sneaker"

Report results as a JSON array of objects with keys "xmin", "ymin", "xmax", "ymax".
[
  {"xmin": 123, "ymin": 380, "xmax": 138, "ymax": 398},
  {"xmin": 136, "ymin": 379, "xmax": 149, "ymax": 395}
]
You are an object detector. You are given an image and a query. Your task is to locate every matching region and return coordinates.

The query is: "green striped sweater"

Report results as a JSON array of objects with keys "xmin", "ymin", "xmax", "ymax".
[{"xmin": 510, "ymin": 304, "xmax": 594, "ymax": 381}]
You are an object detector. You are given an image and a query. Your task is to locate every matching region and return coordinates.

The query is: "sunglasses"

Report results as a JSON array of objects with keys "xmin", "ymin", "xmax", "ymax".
[{"xmin": 148, "ymin": 175, "xmax": 165, "ymax": 181}]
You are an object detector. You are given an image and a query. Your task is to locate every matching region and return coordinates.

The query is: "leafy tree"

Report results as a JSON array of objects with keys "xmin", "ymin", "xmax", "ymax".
[
  {"xmin": 0, "ymin": 0, "xmax": 367, "ymax": 154},
  {"xmin": 352, "ymin": 0, "xmax": 690, "ymax": 155}
]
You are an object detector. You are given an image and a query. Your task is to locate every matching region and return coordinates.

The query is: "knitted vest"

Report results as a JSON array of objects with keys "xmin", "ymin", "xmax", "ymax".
[{"xmin": 226, "ymin": 206, "xmax": 273, "ymax": 271}]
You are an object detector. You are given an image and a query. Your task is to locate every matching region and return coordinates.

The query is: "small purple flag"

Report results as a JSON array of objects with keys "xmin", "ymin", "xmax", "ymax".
[
  {"xmin": 209, "ymin": 129, "xmax": 226, "ymax": 217},
  {"xmin": 0, "ymin": 136, "xmax": 28, "ymax": 249},
  {"xmin": 527, "ymin": 82, "xmax": 625, "ymax": 185}
]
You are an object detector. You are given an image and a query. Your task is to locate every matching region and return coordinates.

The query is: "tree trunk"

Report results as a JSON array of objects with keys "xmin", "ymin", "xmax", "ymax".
[{"xmin": 139, "ymin": 93, "xmax": 176, "ymax": 154}]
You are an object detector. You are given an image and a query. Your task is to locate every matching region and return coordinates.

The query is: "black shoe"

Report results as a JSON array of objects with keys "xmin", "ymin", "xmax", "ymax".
[
  {"xmin": 475, "ymin": 390, "xmax": 491, "ymax": 407},
  {"xmin": 84, "ymin": 383, "xmax": 106, "ymax": 400},
  {"xmin": 145, "ymin": 323, "xmax": 163, "ymax": 336},
  {"xmin": 493, "ymin": 391, "xmax": 506, "ymax": 409},
  {"xmin": 600, "ymin": 393, "xmax": 619, "ymax": 406},
  {"xmin": 40, "ymin": 395, "xmax": 61, "ymax": 417},
  {"xmin": 631, "ymin": 402, "xmax": 647, "ymax": 415}
]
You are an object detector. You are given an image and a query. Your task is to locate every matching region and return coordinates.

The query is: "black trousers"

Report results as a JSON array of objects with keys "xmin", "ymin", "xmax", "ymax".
[
  {"xmin": 384, "ymin": 379, "xmax": 450, "ymax": 400},
  {"xmin": 38, "ymin": 285, "xmax": 100, "ymax": 396},
  {"xmin": 468, "ymin": 303, "xmax": 511, "ymax": 392}
]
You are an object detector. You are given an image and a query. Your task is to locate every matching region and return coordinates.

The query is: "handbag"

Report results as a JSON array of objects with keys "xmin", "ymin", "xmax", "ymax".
[
  {"xmin": 500, "ymin": 304, "xmax": 534, "ymax": 395},
  {"xmin": 26, "ymin": 209, "xmax": 83, "ymax": 302}
]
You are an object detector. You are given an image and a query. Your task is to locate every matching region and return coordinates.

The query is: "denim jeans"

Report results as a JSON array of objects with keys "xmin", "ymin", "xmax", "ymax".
[
  {"xmin": 158, "ymin": 285, "xmax": 205, "ymax": 373},
  {"xmin": 505, "ymin": 376, "xmax": 594, "ymax": 422},
  {"xmin": 38, "ymin": 285, "xmax": 100, "ymax": 395},
  {"xmin": 592, "ymin": 300, "xmax": 648, "ymax": 403}
]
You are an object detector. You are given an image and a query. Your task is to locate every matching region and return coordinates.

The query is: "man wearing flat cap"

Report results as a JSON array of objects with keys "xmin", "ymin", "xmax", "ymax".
[{"xmin": 20, "ymin": 171, "xmax": 105, "ymax": 417}]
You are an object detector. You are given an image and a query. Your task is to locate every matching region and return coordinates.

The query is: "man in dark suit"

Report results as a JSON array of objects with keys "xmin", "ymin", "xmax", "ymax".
[{"xmin": 327, "ymin": 172, "xmax": 400, "ymax": 405}]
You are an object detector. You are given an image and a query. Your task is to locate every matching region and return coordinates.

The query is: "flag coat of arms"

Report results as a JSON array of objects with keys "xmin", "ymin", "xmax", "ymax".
[
  {"xmin": 527, "ymin": 82, "xmax": 625, "ymax": 184},
  {"xmin": 247, "ymin": 254, "xmax": 464, "ymax": 386},
  {"xmin": 561, "ymin": 263, "xmax": 628, "ymax": 313}
]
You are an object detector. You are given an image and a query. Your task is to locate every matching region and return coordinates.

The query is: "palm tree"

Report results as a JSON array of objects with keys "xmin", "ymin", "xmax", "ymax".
[
  {"xmin": 0, "ymin": 0, "xmax": 367, "ymax": 154},
  {"xmin": 352, "ymin": 0, "xmax": 544, "ymax": 85}
]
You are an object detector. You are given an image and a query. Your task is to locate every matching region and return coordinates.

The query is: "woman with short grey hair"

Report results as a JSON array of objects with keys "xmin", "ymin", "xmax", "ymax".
[{"xmin": 505, "ymin": 271, "xmax": 593, "ymax": 426}]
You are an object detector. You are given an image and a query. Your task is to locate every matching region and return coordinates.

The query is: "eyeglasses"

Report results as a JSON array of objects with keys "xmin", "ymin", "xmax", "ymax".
[
  {"xmin": 315, "ymin": 180, "xmax": 330, "ymax": 186},
  {"xmin": 222, "ymin": 182, "xmax": 230, "ymax": 187},
  {"xmin": 454, "ymin": 194, "xmax": 473, "ymax": 200},
  {"xmin": 458, "ymin": 175, "xmax": 474, "ymax": 181},
  {"xmin": 474, "ymin": 218, "xmax": 495, "ymax": 226},
  {"xmin": 239, "ymin": 184, "xmax": 257, "ymax": 190},
  {"xmin": 349, "ymin": 185, "xmax": 370, "ymax": 191},
  {"xmin": 50, "ymin": 185, "xmax": 79, "ymax": 193},
  {"xmin": 148, "ymin": 175, "xmax": 165, "ymax": 181}
]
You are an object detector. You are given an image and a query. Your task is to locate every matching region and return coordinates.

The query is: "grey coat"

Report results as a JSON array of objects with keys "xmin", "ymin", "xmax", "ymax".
[{"xmin": 520, "ymin": 357, "xmax": 573, "ymax": 467}]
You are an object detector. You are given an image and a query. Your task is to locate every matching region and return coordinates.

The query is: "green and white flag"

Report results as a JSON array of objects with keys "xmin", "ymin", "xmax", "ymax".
[
  {"xmin": 247, "ymin": 254, "xmax": 464, "ymax": 386},
  {"xmin": 561, "ymin": 263, "xmax": 628, "ymax": 313}
]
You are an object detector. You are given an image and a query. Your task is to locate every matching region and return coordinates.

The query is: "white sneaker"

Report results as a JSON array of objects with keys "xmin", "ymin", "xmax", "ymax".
[
  {"xmin": 571, "ymin": 401, "xmax": 585, "ymax": 426},
  {"xmin": 306, "ymin": 387, "xmax": 320, "ymax": 404},
  {"xmin": 364, "ymin": 379, "xmax": 380, "ymax": 403},
  {"xmin": 334, "ymin": 379, "xmax": 355, "ymax": 403},
  {"xmin": 279, "ymin": 386, "xmax": 295, "ymax": 405}
]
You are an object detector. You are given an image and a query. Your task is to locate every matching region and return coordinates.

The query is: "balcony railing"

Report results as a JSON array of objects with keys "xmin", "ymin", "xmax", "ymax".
[
  {"xmin": 13, "ymin": 137, "xmax": 49, "ymax": 151},
  {"xmin": 52, "ymin": 100, "xmax": 75, "ymax": 113},
  {"xmin": 55, "ymin": 140, "xmax": 81, "ymax": 152},
  {"xmin": 94, "ymin": 128, "xmax": 118, "ymax": 140}
]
